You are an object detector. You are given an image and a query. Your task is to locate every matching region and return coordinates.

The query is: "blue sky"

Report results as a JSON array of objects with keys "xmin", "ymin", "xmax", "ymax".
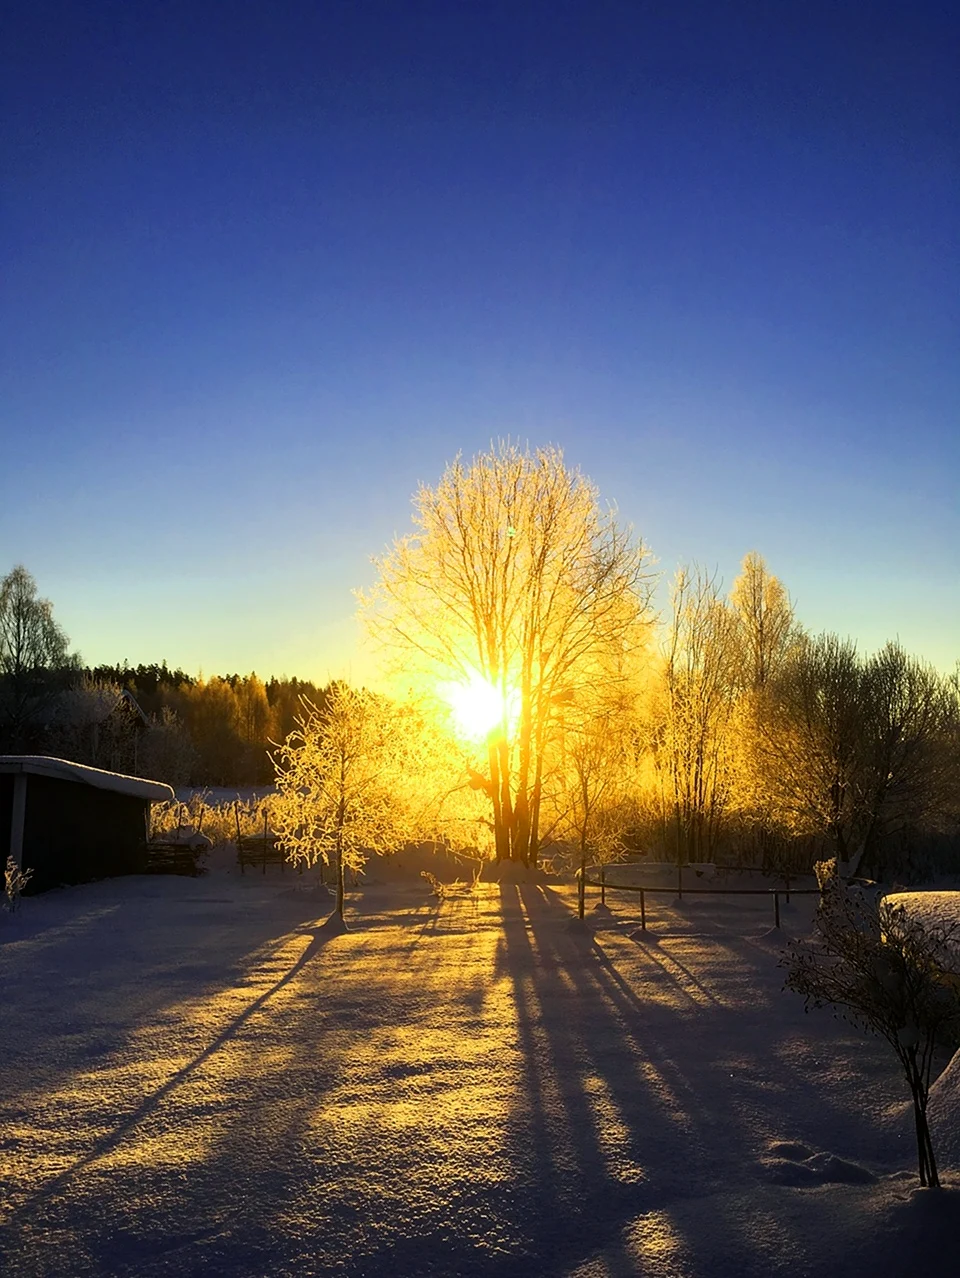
[{"xmin": 3, "ymin": 1, "xmax": 957, "ymax": 680}]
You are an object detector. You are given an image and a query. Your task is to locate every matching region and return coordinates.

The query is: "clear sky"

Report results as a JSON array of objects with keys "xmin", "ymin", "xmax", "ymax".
[{"xmin": 3, "ymin": 1, "xmax": 957, "ymax": 681}]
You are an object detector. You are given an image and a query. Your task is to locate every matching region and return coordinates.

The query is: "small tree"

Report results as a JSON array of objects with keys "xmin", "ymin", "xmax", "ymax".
[
  {"xmin": 556, "ymin": 699, "xmax": 636, "ymax": 918},
  {"xmin": 784, "ymin": 876, "xmax": 960, "ymax": 1187},
  {"xmin": 4, "ymin": 855, "xmax": 33, "ymax": 912},
  {"xmin": 272, "ymin": 684, "xmax": 413, "ymax": 922}
]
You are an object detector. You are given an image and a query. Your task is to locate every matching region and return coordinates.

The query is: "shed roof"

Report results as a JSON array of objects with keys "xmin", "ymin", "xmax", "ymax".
[{"xmin": 0, "ymin": 756, "xmax": 174, "ymax": 802}]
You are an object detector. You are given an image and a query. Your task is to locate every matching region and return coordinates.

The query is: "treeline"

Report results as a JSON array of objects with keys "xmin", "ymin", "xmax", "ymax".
[
  {"xmin": 85, "ymin": 664, "xmax": 331, "ymax": 785},
  {"xmin": 3, "ymin": 551, "xmax": 959, "ymax": 880},
  {"xmin": 629, "ymin": 555, "xmax": 960, "ymax": 882},
  {"xmin": 0, "ymin": 565, "xmax": 330, "ymax": 786}
]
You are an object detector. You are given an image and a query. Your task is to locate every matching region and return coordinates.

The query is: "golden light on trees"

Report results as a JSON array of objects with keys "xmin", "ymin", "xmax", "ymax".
[{"xmin": 360, "ymin": 442, "xmax": 657, "ymax": 865}]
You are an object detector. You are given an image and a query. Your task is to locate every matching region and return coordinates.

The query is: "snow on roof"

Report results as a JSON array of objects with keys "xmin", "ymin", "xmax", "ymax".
[{"xmin": 0, "ymin": 755, "xmax": 173, "ymax": 802}]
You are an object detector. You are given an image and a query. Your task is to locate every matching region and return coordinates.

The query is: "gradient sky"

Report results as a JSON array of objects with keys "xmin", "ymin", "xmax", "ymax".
[{"xmin": 3, "ymin": 1, "xmax": 958, "ymax": 683}]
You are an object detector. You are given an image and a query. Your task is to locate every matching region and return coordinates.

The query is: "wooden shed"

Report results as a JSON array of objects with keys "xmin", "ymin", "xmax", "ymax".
[{"xmin": 0, "ymin": 756, "xmax": 174, "ymax": 894}]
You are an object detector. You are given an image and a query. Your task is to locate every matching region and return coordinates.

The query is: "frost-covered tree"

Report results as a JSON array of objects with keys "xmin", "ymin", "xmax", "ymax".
[
  {"xmin": 361, "ymin": 442, "xmax": 656, "ymax": 865},
  {"xmin": 729, "ymin": 551, "xmax": 796, "ymax": 691},
  {"xmin": 272, "ymin": 684, "xmax": 418, "ymax": 921},
  {"xmin": 727, "ymin": 554, "xmax": 800, "ymax": 871},
  {"xmin": 756, "ymin": 634, "xmax": 868, "ymax": 865},
  {"xmin": 139, "ymin": 706, "xmax": 196, "ymax": 787},
  {"xmin": 560, "ymin": 697, "xmax": 637, "ymax": 918},
  {"xmin": 784, "ymin": 877, "xmax": 960, "ymax": 1187},
  {"xmin": 648, "ymin": 567, "xmax": 739, "ymax": 865}
]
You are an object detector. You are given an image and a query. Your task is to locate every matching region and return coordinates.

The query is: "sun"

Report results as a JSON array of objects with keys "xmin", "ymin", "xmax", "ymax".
[{"xmin": 443, "ymin": 670, "xmax": 519, "ymax": 741}]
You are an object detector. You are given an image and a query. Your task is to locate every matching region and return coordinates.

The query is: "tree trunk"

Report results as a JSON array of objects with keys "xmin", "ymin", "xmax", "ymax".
[
  {"xmin": 335, "ymin": 833, "xmax": 345, "ymax": 920},
  {"xmin": 910, "ymin": 1072, "xmax": 939, "ymax": 1188},
  {"xmin": 915, "ymin": 1088, "xmax": 940, "ymax": 1185}
]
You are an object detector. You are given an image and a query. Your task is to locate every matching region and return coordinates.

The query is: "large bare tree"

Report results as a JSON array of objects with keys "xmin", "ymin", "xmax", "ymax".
[{"xmin": 361, "ymin": 443, "xmax": 656, "ymax": 864}]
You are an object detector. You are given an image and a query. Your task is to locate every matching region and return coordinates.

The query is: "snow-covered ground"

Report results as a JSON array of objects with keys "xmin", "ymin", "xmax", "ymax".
[{"xmin": 1, "ymin": 865, "xmax": 956, "ymax": 1277}]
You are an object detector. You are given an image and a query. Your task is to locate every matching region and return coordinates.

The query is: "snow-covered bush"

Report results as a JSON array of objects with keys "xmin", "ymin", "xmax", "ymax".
[{"xmin": 784, "ymin": 876, "xmax": 960, "ymax": 1187}]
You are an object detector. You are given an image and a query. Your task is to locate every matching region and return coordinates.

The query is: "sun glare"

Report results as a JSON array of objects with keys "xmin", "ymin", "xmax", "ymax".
[{"xmin": 444, "ymin": 670, "xmax": 519, "ymax": 740}]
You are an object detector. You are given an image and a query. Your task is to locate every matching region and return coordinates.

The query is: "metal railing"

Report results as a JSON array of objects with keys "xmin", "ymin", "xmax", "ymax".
[{"xmin": 577, "ymin": 863, "xmax": 821, "ymax": 929}]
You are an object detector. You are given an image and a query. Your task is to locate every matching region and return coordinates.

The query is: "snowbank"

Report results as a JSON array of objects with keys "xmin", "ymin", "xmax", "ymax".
[
  {"xmin": 882, "ymin": 890, "xmax": 960, "ymax": 956},
  {"xmin": 927, "ymin": 1047, "xmax": 960, "ymax": 1170}
]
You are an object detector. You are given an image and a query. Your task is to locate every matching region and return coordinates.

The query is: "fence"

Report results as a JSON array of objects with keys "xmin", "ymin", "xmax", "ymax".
[{"xmin": 577, "ymin": 863, "xmax": 821, "ymax": 930}]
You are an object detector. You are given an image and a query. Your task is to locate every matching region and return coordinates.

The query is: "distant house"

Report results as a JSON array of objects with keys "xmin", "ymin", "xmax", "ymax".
[
  {"xmin": 51, "ymin": 685, "xmax": 151, "ymax": 775},
  {"xmin": 0, "ymin": 756, "xmax": 173, "ymax": 894}
]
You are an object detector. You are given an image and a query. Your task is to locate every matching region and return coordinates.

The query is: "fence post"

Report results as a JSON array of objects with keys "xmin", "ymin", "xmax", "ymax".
[
  {"xmin": 234, "ymin": 802, "xmax": 244, "ymax": 875},
  {"xmin": 640, "ymin": 888, "xmax": 646, "ymax": 932},
  {"xmin": 262, "ymin": 807, "xmax": 268, "ymax": 875},
  {"xmin": 578, "ymin": 869, "xmax": 585, "ymax": 920},
  {"xmin": 600, "ymin": 864, "xmax": 606, "ymax": 906},
  {"xmin": 677, "ymin": 859, "xmax": 683, "ymax": 900},
  {"xmin": 785, "ymin": 872, "xmax": 791, "ymax": 903},
  {"xmin": 774, "ymin": 891, "xmax": 781, "ymax": 929}
]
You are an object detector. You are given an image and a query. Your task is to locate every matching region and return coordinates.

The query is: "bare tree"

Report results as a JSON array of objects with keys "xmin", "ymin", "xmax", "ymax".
[
  {"xmin": 856, "ymin": 643, "xmax": 960, "ymax": 878},
  {"xmin": 0, "ymin": 565, "xmax": 77, "ymax": 749},
  {"xmin": 727, "ymin": 553, "xmax": 800, "ymax": 871},
  {"xmin": 649, "ymin": 566, "xmax": 739, "ymax": 865},
  {"xmin": 561, "ymin": 697, "xmax": 636, "ymax": 918},
  {"xmin": 756, "ymin": 636, "xmax": 960, "ymax": 878},
  {"xmin": 784, "ymin": 877, "xmax": 960, "ymax": 1187},
  {"xmin": 757, "ymin": 633, "xmax": 869, "ymax": 866},
  {"xmin": 729, "ymin": 551, "xmax": 796, "ymax": 690},
  {"xmin": 361, "ymin": 443, "xmax": 656, "ymax": 865}
]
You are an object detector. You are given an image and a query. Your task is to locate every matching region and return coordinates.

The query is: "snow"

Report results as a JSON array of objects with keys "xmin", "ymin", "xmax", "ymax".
[
  {"xmin": 0, "ymin": 862, "xmax": 956, "ymax": 1277},
  {"xmin": 882, "ymin": 890, "xmax": 960, "ymax": 959}
]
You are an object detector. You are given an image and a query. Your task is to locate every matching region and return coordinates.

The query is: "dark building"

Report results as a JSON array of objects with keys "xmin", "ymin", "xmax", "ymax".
[{"xmin": 0, "ymin": 756, "xmax": 173, "ymax": 894}]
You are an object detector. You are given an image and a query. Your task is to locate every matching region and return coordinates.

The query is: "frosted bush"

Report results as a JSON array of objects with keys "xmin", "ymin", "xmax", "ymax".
[{"xmin": 4, "ymin": 856, "xmax": 33, "ymax": 912}]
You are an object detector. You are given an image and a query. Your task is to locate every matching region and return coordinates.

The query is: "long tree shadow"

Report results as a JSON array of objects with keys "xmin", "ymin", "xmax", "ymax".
[
  {"xmin": 1, "ymin": 883, "xmax": 915, "ymax": 1278},
  {"xmin": 498, "ymin": 883, "xmax": 907, "ymax": 1276},
  {"xmin": 484, "ymin": 883, "xmax": 698, "ymax": 1272},
  {"xmin": 1, "ymin": 912, "xmax": 344, "ymax": 1231}
]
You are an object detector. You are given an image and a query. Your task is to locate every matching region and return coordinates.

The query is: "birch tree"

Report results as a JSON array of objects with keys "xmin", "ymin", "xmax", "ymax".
[
  {"xmin": 0, "ymin": 565, "xmax": 76, "ymax": 748},
  {"xmin": 272, "ymin": 684, "xmax": 415, "ymax": 920},
  {"xmin": 560, "ymin": 697, "xmax": 637, "ymax": 917},
  {"xmin": 728, "ymin": 552, "xmax": 799, "ymax": 869}
]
